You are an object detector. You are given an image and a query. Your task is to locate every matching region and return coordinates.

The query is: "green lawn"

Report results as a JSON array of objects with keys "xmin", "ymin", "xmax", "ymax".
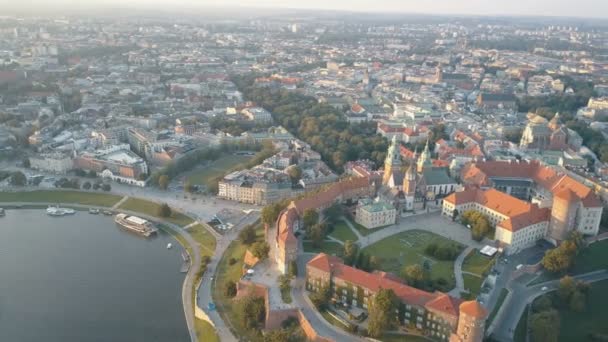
[
  {"xmin": 195, "ymin": 318, "xmax": 219, "ymax": 342},
  {"xmin": 361, "ymin": 230, "xmax": 463, "ymax": 288},
  {"xmin": 328, "ymin": 221, "xmax": 358, "ymax": 242},
  {"xmin": 557, "ymin": 279, "xmax": 608, "ymax": 341},
  {"xmin": 303, "ymin": 241, "xmax": 344, "ymax": 257},
  {"xmin": 280, "ymin": 285, "xmax": 293, "ymax": 304},
  {"xmin": 487, "ymin": 288, "xmax": 509, "ymax": 326},
  {"xmin": 571, "ymin": 239, "xmax": 608, "ymax": 274},
  {"xmin": 186, "ymin": 154, "xmax": 253, "ymax": 188},
  {"xmin": 529, "ymin": 239, "xmax": 608, "ymax": 287},
  {"xmin": 513, "ymin": 305, "xmax": 529, "ymax": 342},
  {"xmin": 463, "ymin": 273, "xmax": 484, "ymax": 296},
  {"xmin": 0, "ymin": 190, "xmax": 122, "ymax": 207},
  {"xmin": 118, "ymin": 198, "xmax": 194, "ymax": 227},
  {"xmin": 462, "ymin": 250, "xmax": 495, "ymax": 276},
  {"xmin": 212, "ymin": 226, "xmax": 265, "ymax": 339},
  {"xmin": 187, "ymin": 224, "xmax": 217, "ymax": 259},
  {"xmin": 346, "ymin": 217, "xmax": 391, "ymax": 236}
]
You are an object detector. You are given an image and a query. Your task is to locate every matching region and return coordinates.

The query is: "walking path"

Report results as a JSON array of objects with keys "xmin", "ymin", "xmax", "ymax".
[
  {"xmin": 326, "ymin": 236, "xmax": 345, "ymax": 245},
  {"xmin": 449, "ymin": 246, "xmax": 474, "ymax": 296},
  {"xmin": 111, "ymin": 195, "xmax": 129, "ymax": 209},
  {"xmin": 340, "ymin": 217, "xmax": 363, "ymax": 240}
]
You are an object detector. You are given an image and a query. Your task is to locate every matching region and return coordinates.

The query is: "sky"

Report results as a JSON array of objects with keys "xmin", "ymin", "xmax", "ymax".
[{"xmin": 4, "ymin": 0, "xmax": 608, "ymax": 19}]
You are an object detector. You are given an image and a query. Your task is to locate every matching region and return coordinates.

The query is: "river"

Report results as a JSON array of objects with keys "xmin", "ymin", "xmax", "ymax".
[{"xmin": 0, "ymin": 209, "xmax": 189, "ymax": 342}]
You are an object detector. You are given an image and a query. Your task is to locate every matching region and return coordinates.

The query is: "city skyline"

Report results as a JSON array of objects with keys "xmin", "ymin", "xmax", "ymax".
[{"xmin": 3, "ymin": 0, "xmax": 608, "ymax": 19}]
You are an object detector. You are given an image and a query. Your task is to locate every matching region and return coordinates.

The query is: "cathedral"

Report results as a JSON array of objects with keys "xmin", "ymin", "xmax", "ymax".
[
  {"xmin": 381, "ymin": 136, "xmax": 457, "ymax": 213},
  {"xmin": 519, "ymin": 112, "xmax": 583, "ymax": 151}
]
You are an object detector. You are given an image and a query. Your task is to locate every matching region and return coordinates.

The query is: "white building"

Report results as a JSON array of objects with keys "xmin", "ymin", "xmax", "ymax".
[{"xmin": 355, "ymin": 199, "xmax": 397, "ymax": 229}]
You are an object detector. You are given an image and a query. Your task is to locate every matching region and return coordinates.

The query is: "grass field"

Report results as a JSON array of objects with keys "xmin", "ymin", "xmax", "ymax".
[
  {"xmin": 0, "ymin": 190, "xmax": 122, "ymax": 207},
  {"xmin": 118, "ymin": 198, "xmax": 194, "ymax": 227},
  {"xmin": 462, "ymin": 250, "xmax": 495, "ymax": 276},
  {"xmin": 195, "ymin": 318, "xmax": 219, "ymax": 342},
  {"xmin": 463, "ymin": 273, "xmax": 484, "ymax": 296},
  {"xmin": 346, "ymin": 217, "xmax": 391, "ymax": 236},
  {"xmin": 187, "ymin": 224, "xmax": 217, "ymax": 259},
  {"xmin": 513, "ymin": 305, "xmax": 529, "ymax": 342},
  {"xmin": 212, "ymin": 226, "xmax": 265, "ymax": 339},
  {"xmin": 361, "ymin": 230, "xmax": 462, "ymax": 287},
  {"xmin": 556, "ymin": 279, "xmax": 608, "ymax": 341},
  {"xmin": 186, "ymin": 154, "xmax": 253, "ymax": 188},
  {"xmin": 303, "ymin": 241, "xmax": 344, "ymax": 256},
  {"xmin": 529, "ymin": 239, "xmax": 608, "ymax": 287},
  {"xmin": 328, "ymin": 221, "xmax": 358, "ymax": 242}
]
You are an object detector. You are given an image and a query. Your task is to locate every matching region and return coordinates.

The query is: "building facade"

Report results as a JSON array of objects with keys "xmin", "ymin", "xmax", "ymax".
[{"xmin": 355, "ymin": 198, "xmax": 397, "ymax": 229}]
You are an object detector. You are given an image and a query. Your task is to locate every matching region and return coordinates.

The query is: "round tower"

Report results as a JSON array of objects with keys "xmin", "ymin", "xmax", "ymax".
[
  {"xmin": 452, "ymin": 300, "xmax": 487, "ymax": 342},
  {"xmin": 549, "ymin": 189, "xmax": 578, "ymax": 242}
]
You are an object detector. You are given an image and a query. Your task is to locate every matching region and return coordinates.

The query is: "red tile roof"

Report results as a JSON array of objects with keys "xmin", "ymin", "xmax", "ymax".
[
  {"xmin": 459, "ymin": 300, "xmax": 488, "ymax": 319},
  {"xmin": 308, "ymin": 254, "xmax": 461, "ymax": 317}
]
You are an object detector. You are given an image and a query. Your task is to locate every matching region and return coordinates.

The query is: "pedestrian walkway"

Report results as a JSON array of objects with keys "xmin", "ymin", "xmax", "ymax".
[
  {"xmin": 340, "ymin": 217, "xmax": 363, "ymax": 240},
  {"xmin": 450, "ymin": 246, "xmax": 474, "ymax": 296},
  {"xmin": 111, "ymin": 195, "xmax": 129, "ymax": 209}
]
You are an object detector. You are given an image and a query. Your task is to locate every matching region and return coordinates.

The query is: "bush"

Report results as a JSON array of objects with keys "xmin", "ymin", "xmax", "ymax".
[
  {"xmin": 228, "ymin": 258, "xmax": 237, "ymax": 266},
  {"xmin": 225, "ymin": 280, "xmax": 237, "ymax": 298},
  {"xmin": 101, "ymin": 183, "xmax": 111, "ymax": 192},
  {"xmin": 157, "ymin": 203, "xmax": 172, "ymax": 218}
]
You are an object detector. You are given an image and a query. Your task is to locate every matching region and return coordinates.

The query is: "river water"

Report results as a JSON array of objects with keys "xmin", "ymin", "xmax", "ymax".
[{"xmin": 0, "ymin": 209, "xmax": 189, "ymax": 342}]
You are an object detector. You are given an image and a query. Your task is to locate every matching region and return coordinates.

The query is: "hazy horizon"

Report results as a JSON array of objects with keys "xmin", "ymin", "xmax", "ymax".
[{"xmin": 2, "ymin": 0, "xmax": 608, "ymax": 19}]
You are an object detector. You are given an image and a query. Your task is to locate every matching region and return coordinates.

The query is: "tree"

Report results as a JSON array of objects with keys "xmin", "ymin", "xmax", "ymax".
[
  {"xmin": 533, "ymin": 295, "xmax": 553, "ymax": 313},
  {"xmin": 234, "ymin": 294, "xmax": 266, "ymax": 330},
  {"xmin": 323, "ymin": 203, "xmax": 342, "ymax": 224},
  {"xmin": 310, "ymin": 284, "xmax": 331, "ymax": 309},
  {"xmin": 542, "ymin": 248, "xmax": 573, "ymax": 273},
  {"xmin": 261, "ymin": 203, "xmax": 284, "ymax": 227},
  {"xmin": 302, "ymin": 208, "xmax": 319, "ymax": 232},
  {"xmin": 557, "ymin": 276, "xmax": 577, "ymax": 303},
  {"xmin": 251, "ymin": 241, "xmax": 270, "ymax": 260},
  {"xmin": 367, "ymin": 289, "xmax": 398, "ymax": 338},
  {"xmin": 569, "ymin": 290, "xmax": 586, "ymax": 312},
  {"xmin": 224, "ymin": 280, "xmax": 237, "ymax": 298},
  {"xmin": 310, "ymin": 223, "xmax": 326, "ymax": 248},
  {"xmin": 472, "ymin": 218, "xmax": 491, "ymax": 241},
  {"xmin": 530, "ymin": 309, "xmax": 560, "ymax": 342},
  {"xmin": 82, "ymin": 181, "xmax": 92, "ymax": 190},
  {"xmin": 239, "ymin": 225, "xmax": 257, "ymax": 245},
  {"xmin": 288, "ymin": 260, "xmax": 298, "ymax": 278},
  {"xmin": 10, "ymin": 171, "xmax": 26, "ymax": 186},
  {"xmin": 158, "ymin": 174, "xmax": 170, "ymax": 190},
  {"xmin": 157, "ymin": 203, "xmax": 172, "ymax": 218},
  {"xmin": 343, "ymin": 240, "xmax": 358, "ymax": 266},
  {"xmin": 286, "ymin": 165, "xmax": 302, "ymax": 184},
  {"xmin": 22, "ymin": 157, "xmax": 30, "ymax": 168},
  {"xmin": 101, "ymin": 183, "xmax": 111, "ymax": 192},
  {"xmin": 403, "ymin": 264, "xmax": 428, "ymax": 287}
]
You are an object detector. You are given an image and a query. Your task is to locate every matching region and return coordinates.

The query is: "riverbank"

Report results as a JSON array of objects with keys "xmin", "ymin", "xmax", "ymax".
[{"xmin": 0, "ymin": 189, "xmax": 219, "ymax": 342}]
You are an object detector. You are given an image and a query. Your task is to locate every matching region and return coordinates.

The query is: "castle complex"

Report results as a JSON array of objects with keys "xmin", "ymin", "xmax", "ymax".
[
  {"xmin": 442, "ymin": 160, "xmax": 602, "ymax": 252},
  {"xmin": 306, "ymin": 253, "xmax": 487, "ymax": 342}
]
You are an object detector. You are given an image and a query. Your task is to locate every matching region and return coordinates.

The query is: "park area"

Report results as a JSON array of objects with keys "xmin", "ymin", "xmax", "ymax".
[
  {"xmin": 361, "ymin": 230, "xmax": 463, "ymax": 289},
  {"xmin": 212, "ymin": 225, "xmax": 266, "ymax": 340},
  {"xmin": 185, "ymin": 153, "xmax": 253, "ymax": 189},
  {"xmin": 328, "ymin": 220, "xmax": 358, "ymax": 242},
  {"xmin": 461, "ymin": 249, "xmax": 495, "ymax": 296},
  {"xmin": 118, "ymin": 197, "xmax": 194, "ymax": 227},
  {"xmin": 0, "ymin": 190, "xmax": 122, "ymax": 207}
]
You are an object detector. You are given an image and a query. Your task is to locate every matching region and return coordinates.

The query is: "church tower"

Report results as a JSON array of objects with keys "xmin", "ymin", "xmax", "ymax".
[
  {"xmin": 383, "ymin": 136, "xmax": 402, "ymax": 185},
  {"xmin": 548, "ymin": 112, "xmax": 561, "ymax": 131},
  {"xmin": 403, "ymin": 164, "xmax": 417, "ymax": 211},
  {"xmin": 417, "ymin": 139, "xmax": 433, "ymax": 173}
]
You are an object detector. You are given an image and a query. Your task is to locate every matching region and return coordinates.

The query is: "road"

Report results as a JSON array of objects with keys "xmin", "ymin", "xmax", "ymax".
[
  {"xmin": 197, "ymin": 211, "xmax": 260, "ymax": 342},
  {"xmin": 492, "ymin": 270, "xmax": 608, "ymax": 342}
]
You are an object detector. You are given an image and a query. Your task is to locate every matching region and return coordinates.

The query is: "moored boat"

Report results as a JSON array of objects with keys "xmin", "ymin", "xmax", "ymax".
[{"xmin": 114, "ymin": 213, "xmax": 157, "ymax": 237}]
